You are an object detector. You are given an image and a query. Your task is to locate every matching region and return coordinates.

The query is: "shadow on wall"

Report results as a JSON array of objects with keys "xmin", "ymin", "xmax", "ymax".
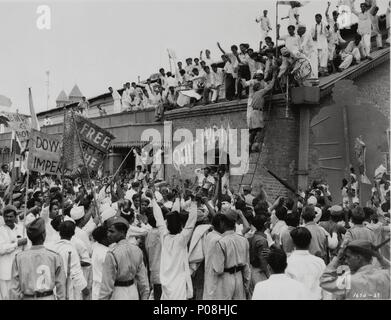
[{"xmin": 310, "ymin": 77, "xmax": 389, "ymax": 205}]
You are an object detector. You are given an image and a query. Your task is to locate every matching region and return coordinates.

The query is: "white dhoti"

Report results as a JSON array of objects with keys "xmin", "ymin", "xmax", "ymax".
[
  {"xmin": 211, "ymin": 89, "xmax": 219, "ymax": 102},
  {"xmin": 307, "ymin": 51, "xmax": 319, "ymax": 79},
  {"xmin": 318, "ymin": 48, "xmax": 329, "ymax": 69},
  {"xmin": 111, "ymin": 283, "xmax": 139, "ymax": 300},
  {"xmin": 0, "ymin": 279, "xmax": 11, "ymax": 300},
  {"xmin": 360, "ymin": 33, "xmax": 371, "ymax": 56},
  {"xmin": 328, "ymin": 44, "xmax": 336, "ymax": 61},
  {"xmin": 260, "ymin": 29, "xmax": 269, "ymax": 42},
  {"xmin": 374, "ymin": 32, "xmax": 383, "ymax": 48}
]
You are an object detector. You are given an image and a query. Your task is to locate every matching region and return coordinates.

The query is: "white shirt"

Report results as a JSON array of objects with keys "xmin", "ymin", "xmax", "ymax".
[
  {"xmin": 298, "ymin": 31, "xmax": 317, "ymax": 56},
  {"xmin": 0, "ymin": 224, "xmax": 23, "ymax": 280},
  {"xmin": 252, "ymin": 273, "xmax": 311, "ymax": 300},
  {"xmin": 256, "ymin": 15, "xmax": 272, "ymax": 31},
  {"xmin": 75, "ymin": 226, "xmax": 92, "ymax": 256},
  {"xmin": 91, "ymin": 242, "xmax": 109, "ymax": 283},
  {"xmin": 125, "ymin": 188, "xmax": 138, "ymax": 201},
  {"xmin": 311, "ymin": 23, "xmax": 329, "ymax": 49},
  {"xmin": 280, "ymin": 34, "xmax": 300, "ymax": 56},
  {"xmin": 285, "ymin": 250, "xmax": 326, "ymax": 300},
  {"xmin": 354, "ymin": 9, "xmax": 372, "ymax": 35},
  {"xmin": 52, "ymin": 239, "xmax": 87, "ymax": 298},
  {"xmin": 212, "ymin": 68, "xmax": 224, "ymax": 86}
]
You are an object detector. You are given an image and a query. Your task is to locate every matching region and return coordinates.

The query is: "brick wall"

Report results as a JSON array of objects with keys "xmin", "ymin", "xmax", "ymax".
[{"xmin": 165, "ymin": 100, "xmax": 300, "ymax": 200}]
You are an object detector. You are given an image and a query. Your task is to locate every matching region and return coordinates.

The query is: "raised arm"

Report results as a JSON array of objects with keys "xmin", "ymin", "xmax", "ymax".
[
  {"xmin": 325, "ymin": 1, "xmax": 331, "ymax": 19},
  {"xmin": 151, "ymin": 198, "xmax": 168, "ymax": 235},
  {"xmin": 351, "ymin": 0, "xmax": 360, "ymax": 16},
  {"xmin": 238, "ymin": 209, "xmax": 251, "ymax": 235},
  {"xmin": 180, "ymin": 200, "xmax": 197, "ymax": 243},
  {"xmin": 217, "ymin": 42, "xmax": 226, "ymax": 55}
]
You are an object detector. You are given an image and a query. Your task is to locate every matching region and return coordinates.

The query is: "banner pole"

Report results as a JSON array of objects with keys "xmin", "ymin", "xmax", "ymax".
[
  {"xmin": 9, "ymin": 131, "xmax": 17, "ymax": 205},
  {"xmin": 61, "ymin": 106, "xmax": 67, "ymax": 215},
  {"xmin": 22, "ymin": 154, "xmax": 29, "ymax": 251},
  {"xmin": 71, "ymin": 111, "xmax": 101, "ymax": 224},
  {"xmin": 110, "ymin": 146, "xmax": 135, "ymax": 184},
  {"xmin": 275, "ymin": 1, "xmax": 279, "ymax": 58}
]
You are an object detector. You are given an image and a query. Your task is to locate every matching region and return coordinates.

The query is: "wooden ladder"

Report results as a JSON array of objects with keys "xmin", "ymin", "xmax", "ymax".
[{"xmin": 236, "ymin": 92, "xmax": 274, "ymax": 193}]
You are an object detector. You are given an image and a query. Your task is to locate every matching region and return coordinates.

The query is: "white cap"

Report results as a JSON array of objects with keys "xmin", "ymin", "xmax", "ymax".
[
  {"xmin": 255, "ymin": 69, "xmax": 264, "ymax": 75},
  {"xmin": 307, "ymin": 196, "xmax": 318, "ymax": 206},
  {"xmin": 314, "ymin": 207, "xmax": 322, "ymax": 223},
  {"xmin": 63, "ymin": 215, "xmax": 76, "ymax": 224},
  {"xmin": 70, "ymin": 206, "xmax": 85, "ymax": 221},
  {"xmin": 101, "ymin": 207, "xmax": 117, "ymax": 223}
]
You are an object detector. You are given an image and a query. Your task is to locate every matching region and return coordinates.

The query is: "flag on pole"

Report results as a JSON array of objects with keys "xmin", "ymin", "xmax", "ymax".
[
  {"xmin": 28, "ymin": 88, "xmax": 40, "ymax": 131},
  {"xmin": 0, "ymin": 94, "xmax": 12, "ymax": 108},
  {"xmin": 167, "ymin": 48, "xmax": 177, "ymax": 61},
  {"xmin": 10, "ymin": 131, "xmax": 22, "ymax": 155},
  {"xmin": 277, "ymin": 1, "xmax": 310, "ymax": 6}
]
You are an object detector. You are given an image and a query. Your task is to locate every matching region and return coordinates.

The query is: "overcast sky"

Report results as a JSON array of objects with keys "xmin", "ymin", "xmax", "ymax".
[{"xmin": 0, "ymin": 0, "xmax": 388, "ymax": 114}]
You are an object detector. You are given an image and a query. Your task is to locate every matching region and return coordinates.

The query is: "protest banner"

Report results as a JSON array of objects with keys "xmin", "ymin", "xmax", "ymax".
[
  {"xmin": 27, "ymin": 129, "xmax": 63, "ymax": 175},
  {"xmin": 63, "ymin": 111, "xmax": 115, "ymax": 174},
  {"xmin": 0, "ymin": 111, "xmax": 31, "ymax": 146}
]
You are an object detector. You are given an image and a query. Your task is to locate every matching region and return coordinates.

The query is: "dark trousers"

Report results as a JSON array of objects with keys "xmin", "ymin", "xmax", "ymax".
[
  {"xmin": 237, "ymin": 65, "xmax": 251, "ymax": 98},
  {"xmin": 249, "ymin": 128, "xmax": 263, "ymax": 153},
  {"xmin": 153, "ymin": 284, "xmax": 162, "ymax": 300},
  {"xmin": 225, "ymin": 74, "xmax": 235, "ymax": 100}
]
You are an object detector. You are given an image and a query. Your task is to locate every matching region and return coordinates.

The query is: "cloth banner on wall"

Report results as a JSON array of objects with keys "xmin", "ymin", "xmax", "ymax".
[{"xmin": 354, "ymin": 136, "xmax": 371, "ymax": 184}]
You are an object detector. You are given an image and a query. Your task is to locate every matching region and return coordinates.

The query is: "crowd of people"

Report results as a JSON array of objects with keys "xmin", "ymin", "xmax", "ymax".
[
  {"xmin": 79, "ymin": 0, "xmax": 390, "ymax": 119},
  {"xmin": 0, "ymin": 159, "xmax": 389, "ymax": 300}
]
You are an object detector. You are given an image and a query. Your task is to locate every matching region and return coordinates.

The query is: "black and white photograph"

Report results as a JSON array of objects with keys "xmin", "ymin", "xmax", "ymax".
[{"xmin": 0, "ymin": 0, "xmax": 390, "ymax": 307}]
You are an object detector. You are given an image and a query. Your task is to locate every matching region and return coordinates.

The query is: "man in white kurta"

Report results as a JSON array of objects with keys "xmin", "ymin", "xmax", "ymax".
[
  {"xmin": 297, "ymin": 24, "xmax": 319, "ymax": 79},
  {"xmin": 109, "ymin": 87, "xmax": 122, "ymax": 114},
  {"xmin": 278, "ymin": 24, "xmax": 300, "ymax": 57},
  {"xmin": 256, "ymin": 10, "xmax": 272, "ymax": 42},
  {"xmin": 285, "ymin": 227, "xmax": 326, "ymax": 300},
  {"xmin": 152, "ymin": 198, "xmax": 197, "ymax": 300},
  {"xmin": 203, "ymin": 228, "xmax": 222, "ymax": 300},
  {"xmin": 252, "ymin": 248, "xmax": 312, "ymax": 300},
  {"xmin": 91, "ymin": 234, "xmax": 109, "ymax": 300},
  {"xmin": 52, "ymin": 222, "xmax": 88, "ymax": 300},
  {"xmin": 352, "ymin": 0, "xmax": 375, "ymax": 58},
  {"xmin": 311, "ymin": 14, "xmax": 329, "ymax": 75},
  {"xmin": 0, "ymin": 206, "xmax": 26, "ymax": 300}
]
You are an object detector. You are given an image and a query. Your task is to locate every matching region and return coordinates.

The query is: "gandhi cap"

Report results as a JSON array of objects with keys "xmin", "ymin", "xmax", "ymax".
[
  {"xmin": 3, "ymin": 205, "xmax": 18, "ymax": 215},
  {"xmin": 328, "ymin": 205, "xmax": 343, "ymax": 216}
]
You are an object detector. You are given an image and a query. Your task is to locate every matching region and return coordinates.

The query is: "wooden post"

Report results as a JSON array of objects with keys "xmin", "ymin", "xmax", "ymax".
[
  {"xmin": 9, "ymin": 134, "xmax": 17, "ymax": 205},
  {"xmin": 297, "ymin": 105, "xmax": 310, "ymax": 191},
  {"xmin": 275, "ymin": 2, "xmax": 279, "ymax": 58},
  {"xmin": 22, "ymin": 153, "xmax": 30, "ymax": 251},
  {"xmin": 341, "ymin": 103, "xmax": 353, "ymax": 207},
  {"xmin": 61, "ymin": 106, "xmax": 67, "ymax": 215}
]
